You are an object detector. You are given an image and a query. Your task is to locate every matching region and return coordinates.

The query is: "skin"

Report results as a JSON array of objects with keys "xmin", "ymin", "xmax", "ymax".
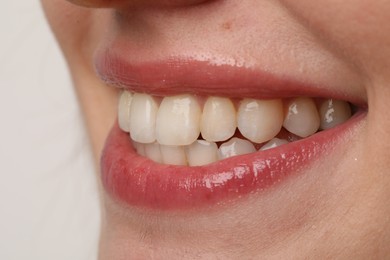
[{"xmin": 41, "ymin": 0, "xmax": 390, "ymax": 259}]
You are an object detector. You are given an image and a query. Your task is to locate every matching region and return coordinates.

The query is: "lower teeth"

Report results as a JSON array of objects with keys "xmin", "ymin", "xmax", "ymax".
[{"xmin": 119, "ymin": 91, "xmax": 353, "ymax": 166}]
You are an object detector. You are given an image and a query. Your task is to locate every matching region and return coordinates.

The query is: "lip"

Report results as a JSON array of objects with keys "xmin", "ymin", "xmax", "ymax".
[
  {"xmin": 95, "ymin": 47, "xmax": 365, "ymax": 105},
  {"xmin": 102, "ymin": 113, "xmax": 364, "ymax": 210},
  {"xmin": 96, "ymin": 50, "xmax": 366, "ymax": 210}
]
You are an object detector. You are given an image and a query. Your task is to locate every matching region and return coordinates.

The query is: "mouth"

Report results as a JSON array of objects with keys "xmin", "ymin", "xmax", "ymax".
[{"xmin": 97, "ymin": 50, "xmax": 366, "ymax": 211}]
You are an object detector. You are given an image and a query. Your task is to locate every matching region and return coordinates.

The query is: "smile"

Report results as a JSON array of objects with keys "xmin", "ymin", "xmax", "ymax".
[{"xmin": 97, "ymin": 51, "xmax": 366, "ymax": 210}]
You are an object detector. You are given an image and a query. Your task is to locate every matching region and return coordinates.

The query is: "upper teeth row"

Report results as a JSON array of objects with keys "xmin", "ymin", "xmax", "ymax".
[{"xmin": 118, "ymin": 91, "xmax": 352, "ymax": 146}]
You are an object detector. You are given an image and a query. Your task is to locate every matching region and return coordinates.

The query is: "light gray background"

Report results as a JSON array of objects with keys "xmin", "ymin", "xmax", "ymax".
[{"xmin": 0, "ymin": 2, "xmax": 101, "ymax": 259}]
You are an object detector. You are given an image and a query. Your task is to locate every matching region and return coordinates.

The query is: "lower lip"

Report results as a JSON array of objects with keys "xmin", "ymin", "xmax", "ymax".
[{"xmin": 101, "ymin": 112, "xmax": 364, "ymax": 210}]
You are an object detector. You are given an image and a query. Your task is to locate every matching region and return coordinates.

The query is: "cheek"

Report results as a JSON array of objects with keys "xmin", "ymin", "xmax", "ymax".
[
  {"xmin": 280, "ymin": 0, "xmax": 390, "ymax": 76},
  {"xmin": 41, "ymin": 0, "xmax": 118, "ymax": 160},
  {"xmin": 41, "ymin": 0, "xmax": 95, "ymax": 56}
]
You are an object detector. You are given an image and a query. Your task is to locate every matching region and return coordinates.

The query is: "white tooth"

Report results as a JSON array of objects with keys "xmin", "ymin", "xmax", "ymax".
[
  {"xmin": 201, "ymin": 97, "xmax": 236, "ymax": 142},
  {"xmin": 319, "ymin": 99, "xmax": 351, "ymax": 130},
  {"xmin": 259, "ymin": 138, "xmax": 289, "ymax": 151},
  {"xmin": 156, "ymin": 95, "xmax": 201, "ymax": 146},
  {"xmin": 218, "ymin": 137, "xmax": 256, "ymax": 160},
  {"xmin": 185, "ymin": 140, "xmax": 218, "ymax": 166},
  {"xmin": 160, "ymin": 145, "xmax": 187, "ymax": 166},
  {"xmin": 129, "ymin": 93, "xmax": 158, "ymax": 143},
  {"xmin": 132, "ymin": 141, "xmax": 146, "ymax": 156},
  {"xmin": 118, "ymin": 91, "xmax": 133, "ymax": 132},
  {"xmin": 283, "ymin": 97, "xmax": 320, "ymax": 137},
  {"xmin": 144, "ymin": 142, "xmax": 163, "ymax": 163},
  {"xmin": 237, "ymin": 99, "xmax": 283, "ymax": 143}
]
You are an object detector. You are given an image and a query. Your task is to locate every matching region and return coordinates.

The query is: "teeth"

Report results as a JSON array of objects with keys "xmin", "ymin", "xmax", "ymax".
[
  {"xmin": 160, "ymin": 145, "xmax": 187, "ymax": 166},
  {"xmin": 129, "ymin": 93, "xmax": 159, "ymax": 143},
  {"xmin": 218, "ymin": 137, "xmax": 256, "ymax": 160},
  {"xmin": 259, "ymin": 138, "xmax": 289, "ymax": 151},
  {"xmin": 319, "ymin": 99, "xmax": 351, "ymax": 130},
  {"xmin": 237, "ymin": 99, "xmax": 283, "ymax": 143},
  {"xmin": 144, "ymin": 142, "xmax": 163, "ymax": 163},
  {"xmin": 133, "ymin": 141, "xmax": 146, "ymax": 156},
  {"xmin": 185, "ymin": 140, "xmax": 218, "ymax": 166},
  {"xmin": 119, "ymin": 93, "xmax": 354, "ymax": 166},
  {"xmin": 118, "ymin": 91, "xmax": 133, "ymax": 132},
  {"xmin": 283, "ymin": 97, "xmax": 320, "ymax": 138},
  {"xmin": 201, "ymin": 97, "xmax": 236, "ymax": 142},
  {"xmin": 156, "ymin": 95, "xmax": 201, "ymax": 146}
]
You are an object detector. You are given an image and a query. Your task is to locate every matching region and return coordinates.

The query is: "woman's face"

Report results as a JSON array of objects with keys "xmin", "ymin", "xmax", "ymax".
[{"xmin": 42, "ymin": 0, "xmax": 390, "ymax": 258}]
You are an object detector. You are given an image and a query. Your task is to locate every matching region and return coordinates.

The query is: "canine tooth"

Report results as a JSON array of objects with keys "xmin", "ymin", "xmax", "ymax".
[
  {"xmin": 129, "ymin": 93, "xmax": 158, "ymax": 143},
  {"xmin": 237, "ymin": 99, "xmax": 283, "ymax": 143},
  {"xmin": 283, "ymin": 97, "xmax": 320, "ymax": 137},
  {"xmin": 160, "ymin": 145, "xmax": 187, "ymax": 166},
  {"xmin": 259, "ymin": 138, "xmax": 289, "ymax": 151},
  {"xmin": 144, "ymin": 142, "xmax": 163, "ymax": 163},
  {"xmin": 156, "ymin": 95, "xmax": 201, "ymax": 146},
  {"xmin": 118, "ymin": 91, "xmax": 133, "ymax": 132},
  {"xmin": 201, "ymin": 97, "xmax": 236, "ymax": 142},
  {"xmin": 319, "ymin": 99, "xmax": 351, "ymax": 130},
  {"xmin": 218, "ymin": 137, "xmax": 256, "ymax": 160},
  {"xmin": 185, "ymin": 140, "xmax": 218, "ymax": 166}
]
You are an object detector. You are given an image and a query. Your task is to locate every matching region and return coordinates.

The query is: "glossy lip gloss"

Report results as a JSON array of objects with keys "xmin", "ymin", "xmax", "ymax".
[{"xmin": 96, "ymin": 50, "xmax": 366, "ymax": 210}]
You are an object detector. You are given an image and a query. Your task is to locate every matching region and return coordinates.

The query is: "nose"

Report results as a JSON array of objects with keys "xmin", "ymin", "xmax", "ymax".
[{"xmin": 66, "ymin": 0, "xmax": 210, "ymax": 8}]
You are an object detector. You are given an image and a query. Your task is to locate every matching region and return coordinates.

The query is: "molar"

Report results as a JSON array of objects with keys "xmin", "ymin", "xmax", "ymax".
[{"xmin": 319, "ymin": 99, "xmax": 351, "ymax": 130}]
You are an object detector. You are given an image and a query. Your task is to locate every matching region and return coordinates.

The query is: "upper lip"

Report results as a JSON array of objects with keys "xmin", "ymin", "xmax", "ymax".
[{"xmin": 94, "ymin": 47, "xmax": 366, "ymax": 106}]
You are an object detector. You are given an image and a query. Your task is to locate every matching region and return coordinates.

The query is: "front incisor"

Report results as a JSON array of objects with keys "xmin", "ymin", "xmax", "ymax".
[
  {"xmin": 156, "ymin": 95, "xmax": 201, "ymax": 146},
  {"xmin": 144, "ymin": 142, "xmax": 163, "ymax": 163},
  {"xmin": 186, "ymin": 140, "xmax": 218, "ymax": 166},
  {"xmin": 201, "ymin": 97, "xmax": 236, "ymax": 142},
  {"xmin": 129, "ymin": 93, "xmax": 158, "ymax": 143},
  {"xmin": 118, "ymin": 91, "xmax": 133, "ymax": 132},
  {"xmin": 160, "ymin": 145, "xmax": 187, "ymax": 166}
]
